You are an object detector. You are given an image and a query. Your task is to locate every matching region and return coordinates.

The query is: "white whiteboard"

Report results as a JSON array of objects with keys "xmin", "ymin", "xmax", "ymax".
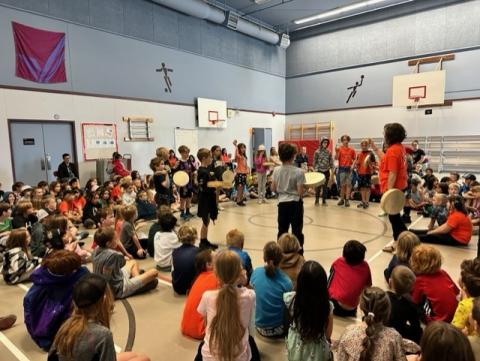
[{"xmin": 174, "ymin": 128, "xmax": 199, "ymax": 157}]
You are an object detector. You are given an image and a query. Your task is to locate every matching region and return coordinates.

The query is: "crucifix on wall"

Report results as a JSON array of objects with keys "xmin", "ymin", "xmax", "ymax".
[{"xmin": 156, "ymin": 62, "xmax": 174, "ymax": 93}]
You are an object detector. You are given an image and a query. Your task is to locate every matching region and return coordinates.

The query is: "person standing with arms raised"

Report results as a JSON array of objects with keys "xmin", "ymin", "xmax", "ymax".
[{"xmin": 370, "ymin": 123, "xmax": 408, "ymax": 252}]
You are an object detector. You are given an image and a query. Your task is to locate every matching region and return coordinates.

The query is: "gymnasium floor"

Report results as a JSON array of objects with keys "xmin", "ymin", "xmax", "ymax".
[{"xmin": 0, "ymin": 197, "xmax": 476, "ymax": 361}]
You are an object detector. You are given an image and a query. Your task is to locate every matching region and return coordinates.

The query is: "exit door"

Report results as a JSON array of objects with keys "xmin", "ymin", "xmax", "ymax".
[{"xmin": 9, "ymin": 120, "xmax": 77, "ymax": 185}]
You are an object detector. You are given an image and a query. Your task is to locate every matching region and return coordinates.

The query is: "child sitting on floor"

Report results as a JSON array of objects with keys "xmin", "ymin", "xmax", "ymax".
[
  {"xmin": 469, "ymin": 297, "xmax": 480, "ymax": 358},
  {"xmin": 181, "ymin": 249, "xmax": 219, "ymax": 340},
  {"xmin": 328, "ymin": 240, "xmax": 372, "ymax": 317},
  {"xmin": 429, "ymin": 193, "xmax": 449, "ymax": 229},
  {"xmin": 226, "ymin": 229, "xmax": 253, "ymax": 280},
  {"xmin": 2, "ymin": 227, "xmax": 41, "ymax": 284},
  {"xmin": 93, "ymin": 227, "xmax": 158, "ymax": 299},
  {"xmin": 250, "ymin": 241, "xmax": 293, "ymax": 338},
  {"xmin": 452, "ymin": 258, "xmax": 480, "ymax": 335},
  {"xmin": 384, "ymin": 231, "xmax": 420, "ymax": 282},
  {"xmin": 284, "ymin": 260, "xmax": 333, "ymax": 361},
  {"xmin": 154, "ymin": 212, "xmax": 180, "ymax": 272},
  {"xmin": 410, "ymin": 244, "xmax": 459, "ymax": 323},
  {"xmin": 387, "ymin": 265, "xmax": 423, "ymax": 344},
  {"xmin": 120, "ymin": 205, "xmax": 147, "ymax": 259},
  {"xmin": 172, "ymin": 225, "xmax": 200, "ymax": 295},
  {"xmin": 278, "ymin": 233, "xmax": 305, "ymax": 288}
]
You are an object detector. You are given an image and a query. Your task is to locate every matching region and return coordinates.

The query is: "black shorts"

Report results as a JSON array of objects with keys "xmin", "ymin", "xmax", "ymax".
[
  {"xmin": 179, "ymin": 186, "xmax": 193, "ymax": 199},
  {"xmin": 235, "ymin": 173, "xmax": 247, "ymax": 187},
  {"xmin": 197, "ymin": 194, "xmax": 218, "ymax": 226},
  {"xmin": 358, "ymin": 174, "xmax": 372, "ymax": 188}
]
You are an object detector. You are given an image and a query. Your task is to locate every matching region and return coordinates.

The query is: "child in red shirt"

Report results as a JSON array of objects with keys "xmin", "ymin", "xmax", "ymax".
[
  {"xmin": 355, "ymin": 139, "xmax": 376, "ymax": 209},
  {"xmin": 181, "ymin": 249, "xmax": 219, "ymax": 339},
  {"xmin": 410, "ymin": 244, "xmax": 459, "ymax": 323},
  {"xmin": 328, "ymin": 240, "xmax": 372, "ymax": 317},
  {"xmin": 335, "ymin": 135, "xmax": 356, "ymax": 207}
]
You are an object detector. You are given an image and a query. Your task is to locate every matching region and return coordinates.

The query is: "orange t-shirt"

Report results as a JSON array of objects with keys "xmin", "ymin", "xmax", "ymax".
[
  {"xmin": 379, "ymin": 144, "xmax": 407, "ymax": 193},
  {"xmin": 111, "ymin": 185, "xmax": 122, "ymax": 200},
  {"xmin": 181, "ymin": 271, "xmax": 219, "ymax": 339},
  {"xmin": 58, "ymin": 201, "xmax": 72, "ymax": 215},
  {"xmin": 337, "ymin": 147, "xmax": 356, "ymax": 168},
  {"xmin": 357, "ymin": 151, "xmax": 374, "ymax": 175},
  {"xmin": 235, "ymin": 150, "xmax": 248, "ymax": 174},
  {"xmin": 447, "ymin": 211, "xmax": 473, "ymax": 245}
]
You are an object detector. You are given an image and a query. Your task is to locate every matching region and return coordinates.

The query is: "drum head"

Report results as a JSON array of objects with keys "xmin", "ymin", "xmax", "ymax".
[
  {"xmin": 263, "ymin": 162, "xmax": 275, "ymax": 167},
  {"xmin": 304, "ymin": 172, "xmax": 326, "ymax": 187},
  {"xmin": 173, "ymin": 171, "xmax": 189, "ymax": 187},
  {"xmin": 222, "ymin": 170, "xmax": 235, "ymax": 184},
  {"xmin": 380, "ymin": 189, "xmax": 405, "ymax": 215},
  {"xmin": 207, "ymin": 180, "xmax": 223, "ymax": 188}
]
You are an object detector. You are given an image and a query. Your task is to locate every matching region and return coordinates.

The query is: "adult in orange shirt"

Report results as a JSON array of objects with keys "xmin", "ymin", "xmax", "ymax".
[
  {"xmin": 181, "ymin": 250, "xmax": 219, "ymax": 339},
  {"xmin": 335, "ymin": 135, "xmax": 356, "ymax": 207},
  {"xmin": 355, "ymin": 139, "xmax": 376, "ymax": 209},
  {"xmin": 418, "ymin": 195, "xmax": 472, "ymax": 246},
  {"xmin": 371, "ymin": 123, "xmax": 408, "ymax": 243}
]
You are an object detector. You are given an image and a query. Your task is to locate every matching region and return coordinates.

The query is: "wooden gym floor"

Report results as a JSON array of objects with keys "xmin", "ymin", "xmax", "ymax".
[{"xmin": 0, "ymin": 198, "xmax": 476, "ymax": 361}]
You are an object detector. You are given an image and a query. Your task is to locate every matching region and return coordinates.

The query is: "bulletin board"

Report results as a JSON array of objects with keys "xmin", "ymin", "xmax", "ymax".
[{"xmin": 81, "ymin": 123, "xmax": 118, "ymax": 160}]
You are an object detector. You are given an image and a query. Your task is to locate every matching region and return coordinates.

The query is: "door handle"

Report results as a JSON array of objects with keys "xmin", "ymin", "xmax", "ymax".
[
  {"xmin": 41, "ymin": 158, "xmax": 45, "ymax": 170},
  {"xmin": 46, "ymin": 155, "xmax": 52, "ymax": 170}
]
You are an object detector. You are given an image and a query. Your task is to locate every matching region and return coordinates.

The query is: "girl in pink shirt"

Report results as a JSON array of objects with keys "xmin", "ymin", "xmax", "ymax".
[
  {"xmin": 233, "ymin": 141, "xmax": 249, "ymax": 207},
  {"xmin": 196, "ymin": 250, "xmax": 259, "ymax": 361},
  {"xmin": 254, "ymin": 145, "xmax": 268, "ymax": 204}
]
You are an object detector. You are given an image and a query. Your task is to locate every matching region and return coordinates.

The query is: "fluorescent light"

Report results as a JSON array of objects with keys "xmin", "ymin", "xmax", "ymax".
[{"xmin": 294, "ymin": 0, "xmax": 413, "ymax": 25}]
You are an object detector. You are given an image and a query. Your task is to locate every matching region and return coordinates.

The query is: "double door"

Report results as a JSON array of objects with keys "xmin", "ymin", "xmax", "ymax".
[
  {"xmin": 9, "ymin": 120, "xmax": 76, "ymax": 185},
  {"xmin": 251, "ymin": 128, "xmax": 272, "ymax": 157}
]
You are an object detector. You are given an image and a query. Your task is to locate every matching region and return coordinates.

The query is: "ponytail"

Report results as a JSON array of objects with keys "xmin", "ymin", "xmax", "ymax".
[
  {"xmin": 359, "ymin": 287, "xmax": 391, "ymax": 361},
  {"xmin": 263, "ymin": 241, "xmax": 283, "ymax": 278}
]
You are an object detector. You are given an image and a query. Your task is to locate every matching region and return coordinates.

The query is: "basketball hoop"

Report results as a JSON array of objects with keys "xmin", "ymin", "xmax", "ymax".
[
  {"xmin": 208, "ymin": 110, "xmax": 225, "ymax": 126},
  {"xmin": 408, "ymin": 85, "xmax": 426, "ymax": 110}
]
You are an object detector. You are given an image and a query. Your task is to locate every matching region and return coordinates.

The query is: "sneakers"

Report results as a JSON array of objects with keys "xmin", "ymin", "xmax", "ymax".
[
  {"xmin": 357, "ymin": 202, "xmax": 364, "ymax": 208},
  {"xmin": 237, "ymin": 201, "xmax": 246, "ymax": 207},
  {"xmin": 364, "ymin": 203, "xmax": 369, "ymax": 209},
  {"xmin": 345, "ymin": 200, "xmax": 350, "ymax": 207},
  {"xmin": 337, "ymin": 199, "xmax": 345, "ymax": 206},
  {"xmin": 315, "ymin": 198, "xmax": 320, "ymax": 206},
  {"xmin": 200, "ymin": 239, "xmax": 218, "ymax": 250}
]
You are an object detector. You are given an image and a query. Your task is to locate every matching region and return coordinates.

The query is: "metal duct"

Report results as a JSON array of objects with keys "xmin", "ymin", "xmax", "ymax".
[
  {"xmin": 151, "ymin": 0, "xmax": 225, "ymax": 24},
  {"xmin": 151, "ymin": 0, "xmax": 282, "ymax": 46}
]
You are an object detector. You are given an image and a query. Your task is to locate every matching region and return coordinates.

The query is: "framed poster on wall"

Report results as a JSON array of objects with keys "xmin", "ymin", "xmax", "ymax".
[{"xmin": 81, "ymin": 123, "xmax": 118, "ymax": 160}]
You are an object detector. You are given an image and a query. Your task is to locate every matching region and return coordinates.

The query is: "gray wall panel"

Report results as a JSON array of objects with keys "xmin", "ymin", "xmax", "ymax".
[
  {"xmin": 287, "ymin": 1, "xmax": 480, "ymax": 77},
  {"xmin": 0, "ymin": 0, "xmax": 49, "ymax": 12},
  {"xmin": 177, "ymin": 13, "xmax": 203, "ymax": 55},
  {"xmin": 48, "ymin": 0, "xmax": 90, "ymax": 24},
  {"xmin": 89, "ymin": 0, "xmax": 125, "ymax": 34},
  {"xmin": 152, "ymin": 5, "xmax": 179, "ymax": 48},
  {"xmin": 124, "ymin": 0, "xmax": 154, "ymax": 41}
]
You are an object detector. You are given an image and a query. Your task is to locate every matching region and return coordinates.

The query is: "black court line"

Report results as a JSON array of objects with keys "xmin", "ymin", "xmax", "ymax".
[{"xmin": 120, "ymin": 299, "xmax": 136, "ymax": 352}]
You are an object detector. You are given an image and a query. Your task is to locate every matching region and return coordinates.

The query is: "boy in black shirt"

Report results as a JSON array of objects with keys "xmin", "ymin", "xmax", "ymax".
[
  {"xmin": 196, "ymin": 148, "xmax": 218, "ymax": 250},
  {"xmin": 150, "ymin": 157, "xmax": 170, "ymax": 206}
]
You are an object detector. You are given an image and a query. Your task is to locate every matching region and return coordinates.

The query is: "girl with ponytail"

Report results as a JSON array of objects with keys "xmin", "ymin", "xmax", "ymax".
[
  {"xmin": 336, "ymin": 287, "xmax": 420, "ymax": 361},
  {"xmin": 250, "ymin": 241, "xmax": 292, "ymax": 337},
  {"xmin": 195, "ymin": 250, "xmax": 259, "ymax": 361}
]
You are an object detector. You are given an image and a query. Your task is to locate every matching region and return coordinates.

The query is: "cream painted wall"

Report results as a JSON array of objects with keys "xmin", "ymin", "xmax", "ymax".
[
  {"xmin": 286, "ymin": 100, "xmax": 480, "ymax": 143},
  {"xmin": 0, "ymin": 88, "xmax": 285, "ymax": 187}
]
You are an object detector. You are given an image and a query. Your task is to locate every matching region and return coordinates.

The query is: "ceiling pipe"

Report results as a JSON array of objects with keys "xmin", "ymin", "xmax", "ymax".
[{"xmin": 151, "ymin": 0, "xmax": 283, "ymax": 46}]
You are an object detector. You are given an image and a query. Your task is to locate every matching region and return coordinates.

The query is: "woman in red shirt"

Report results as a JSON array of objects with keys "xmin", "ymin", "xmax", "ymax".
[
  {"xmin": 371, "ymin": 123, "xmax": 408, "ymax": 243},
  {"xmin": 419, "ymin": 195, "xmax": 472, "ymax": 246}
]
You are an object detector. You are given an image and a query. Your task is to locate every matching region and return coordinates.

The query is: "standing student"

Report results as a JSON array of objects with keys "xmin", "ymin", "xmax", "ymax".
[
  {"xmin": 335, "ymin": 135, "xmax": 356, "ymax": 207},
  {"xmin": 284, "ymin": 261, "xmax": 333, "ymax": 361},
  {"xmin": 250, "ymin": 242, "xmax": 293, "ymax": 338},
  {"xmin": 49, "ymin": 274, "xmax": 151, "ymax": 361},
  {"xmin": 370, "ymin": 123, "xmax": 409, "ymax": 248},
  {"xmin": 181, "ymin": 249, "xmax": 219, "ymax": 340},
  {"xmin": 254, "ymin": 145, "xmax": 268, "ymax": 204},
  {"xmin": 233, "ymin": 140, "xmax": 249, "ymax": 206},
  {"xmin": 196, "ymin": 148, "xmax": 219, "ymax": 250},
  {"xmin": 355, "ymin": 140, "xmax": 376, "ymax": 209},
  {"xmin": 150, "ymin": 157, "xmax": 170, "ymax": 207},
  {"xmin": 272, "ymin": 143, "xmax": 306, "ymax": 254},
  {"xmin": 195, "ymin": 250, "xmax": 258, "ymax": 361},
  {"xmin": 175, "ymin": 145, "xmax": 197, "ymax": 220},
  {"xmin": 313, "ymin": 138, "xmax": 334, "ymax": 206}
]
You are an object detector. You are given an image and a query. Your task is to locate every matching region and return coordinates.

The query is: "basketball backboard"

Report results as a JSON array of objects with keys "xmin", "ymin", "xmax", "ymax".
[
  {"xmin": 392, "ymin": 70, "xmax": 445, "ymax": 108},
  {"xmin": 197, "ymin": 98, "xmax": 227, "ymax": 128}
]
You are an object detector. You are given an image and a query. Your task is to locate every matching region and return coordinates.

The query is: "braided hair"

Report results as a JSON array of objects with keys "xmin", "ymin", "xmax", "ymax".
[{"xmin": 359, "ymin": 287, "xmax": 391, "ymax": 361}]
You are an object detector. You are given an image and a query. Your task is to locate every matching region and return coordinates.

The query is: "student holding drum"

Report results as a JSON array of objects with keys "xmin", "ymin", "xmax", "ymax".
[
  {"xmin": 370, "ymin": 123, "xmax": 409, "ymax": 248},
  {"xmin": 313, "ymin": 138, "xmax": 334, "ymax": 206},
  {"xmin": 174, "ymin": 145, "xmax": 197, "ymax": 220}
]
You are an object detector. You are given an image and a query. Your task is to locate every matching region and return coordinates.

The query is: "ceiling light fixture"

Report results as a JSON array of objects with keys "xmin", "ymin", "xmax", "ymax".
[{"xmin": 293, "ymin": 0, "xmax": 414, "ymax": 25}]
